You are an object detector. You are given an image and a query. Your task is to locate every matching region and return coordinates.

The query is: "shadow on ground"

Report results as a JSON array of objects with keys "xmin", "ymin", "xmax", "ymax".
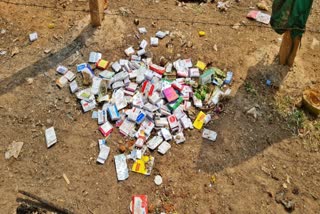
[
  {"xmin": 0, "ymin": 24, "xmax": 95, "ymax": 96},
  {"xmin": 196, "ymin": 55, "xmax": 295, "ymax": 173}
]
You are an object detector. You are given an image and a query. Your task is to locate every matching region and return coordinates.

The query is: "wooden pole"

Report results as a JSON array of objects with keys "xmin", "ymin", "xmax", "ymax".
[{"xmin": 89, "ymin": 0, "xmax": 104, "ymax": 27}]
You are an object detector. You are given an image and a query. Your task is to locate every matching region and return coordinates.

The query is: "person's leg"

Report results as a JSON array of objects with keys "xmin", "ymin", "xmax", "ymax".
[
  {"xmin": 279, "ymin": 31, "xmax": 292, "ymax": 65},
  {"xmin": 287, "ymin": 35, "xmax": 301, "ymax": 67}
]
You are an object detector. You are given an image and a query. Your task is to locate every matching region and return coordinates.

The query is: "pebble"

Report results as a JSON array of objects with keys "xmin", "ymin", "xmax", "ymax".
[
  {"xmin": 154, "ymin": 175, "xmax": 163, "ymax": 185},
  {"xmin": 186, "ymin": 41, "xmax": 193, "ymax": 48},
  {"xmin": 65, "ymin": 97, "xmax": 70, "ymax": 103},
  {"xmin": 44, "ymin": 49, "xmax": 52, "ymax": 54},
  {"xmin": 213, "ymin": 44, "xmax": 218, "ymax": 52},
  {"xmin": 11, "ymin": 47, "xmax": 19, "ymax": 57},
  {"xmin": 46, "ymin": 119, "xmax": 53, "ymax": 126},
  {"xmin": 26, "ymin": 78, "xmax": 34, "ymax": 85}
]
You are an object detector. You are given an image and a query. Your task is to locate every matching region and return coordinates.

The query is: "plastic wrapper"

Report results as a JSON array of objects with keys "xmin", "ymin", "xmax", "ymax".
[{"xmin": 114, "ymin": 154, "xmax": 129, "ymax": 181}]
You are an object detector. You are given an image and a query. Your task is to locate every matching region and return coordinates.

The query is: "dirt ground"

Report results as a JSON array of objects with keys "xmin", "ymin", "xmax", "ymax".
[{"xmin": 1, "ymin": 0, "xmax": 320, "ymax": 213}]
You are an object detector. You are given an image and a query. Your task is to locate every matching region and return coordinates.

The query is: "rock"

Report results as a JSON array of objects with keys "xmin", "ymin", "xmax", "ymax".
[
  {"xmin": 159, "ymin": 56, "xmax": 168, "ymax": 67},
  {"xmin": 44, "ymin": 49, "xmax": 52, "ymax": 54},
  {"xmin": 213, "ymin": 44, "xmax": 218, "ymax": 52},
  {"xmin": 246, "ymin": 107, "xmax": 258, "ymax": 118},
  {"xmin": 232, "ymin": 23, "xmax": 241, "ymax": 30},
  {"xmin": 275, "ymin": 191, "xmax": 284, "ymax": 203},
  {"xmin": 0, "ymin": 29, "xmax": 6, "ymax": 34},
  {"xmin": 186, "ymin": 41, "xmax": 193, "ymax": 48},
  {"xmin": 0, "ymin": 50, "xmax": 7, "ymax": 56},
  {"xmin": 11, "ymin": 47, "xmax": 19, "ymax": 57},
  {"xmin": 46, "ymin": 119, "xmax": 53, "ymax": 126},
  {"xmin": 154, "ymin": 175, "xmax": 163, "ymax": 185},
  {"xmin": 82, "ymin": 72, "xmax": 92, "ymax": 86},
  {"xmin": 257, "ymin": 1, "xmax": 269, "ymax": 11},
  {"xmin": 26, "ymin": 78, "xmax": 34, "ymax": 85},
  {"xmin": 311, "ymin": 38, "xmax": 320, "ymax": 50},
  {"xmin": 65, "ymin": 97, "xmax": 70, "ymax": 104},
  {"xmin": 281, "ymin": 200, "xmax": 295, "ymax": 212},
  {"xmin": 292, "ymin": 187, "xmax": 299, "ymax": 195},
  {"xmin": 282, "ymin": 183, "xmax": 288, "ymax": 189},
  {"xmin": 118, "ymin": 145, "xmax": 126, "ymax": 153}
]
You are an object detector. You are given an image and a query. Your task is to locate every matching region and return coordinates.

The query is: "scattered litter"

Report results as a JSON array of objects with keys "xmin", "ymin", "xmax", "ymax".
[
  {"xmin": 198, "ymin": 31, "xmax": 206, "ymax": 37},
  {"xmin": 29, "ymin": 32, "xmax": 38, "ymax": 42},
  {"xmin": 247, "ymin": 10, "xmax": 271, "ymax": 25},
  {"xmin": 132, "ymin": 155, "xmax": 154, "ymax": 175},
  {"xmin": 48, "ymin": 23, "xmax": 55, "ymax": 29},
  {"xmin": 266, "ymin": 79, "xmax": 272, "ymax": 86},
  {"xmin": 138, "ymin": 27, "xmax": 147, "ymax": 34},
  {"xmin": 131, "ymin": 195, "xmax": 148, "ymax": 214},
  {"xmin": 158, "ymin": 141, "xmax": 171, "ymax": 154},
  {"xmin": 45, "ymin": 127, "xmax": 57, "ymax": 148},
  {"xmin": 62, "ymin": 173, "xmax": 70, "ymax": 185},
  {"xmin": 202, "ymin": 129, "xmax": 217, "ymax": 141},
  {"xmin": 51, "ymin": 26, "xmax": 234, "ymax": 184},
  {"xmin": 217, "ymin": 1, "xmax": 229, "ymax": 11},
  {"xmin": 114, "ymin": 154, "xmax": 129, "ymax": 181},
  {"xmin": 0, "ymin": 50, "xmax": 7, "ymax": 56},
  {"xmin": 89, "ymin": 51, "xmax": 102, "ymax": 63},
  {"xmin": 154, "ymin": 175, "xmax": 163, "ymax": 185},
  {"xmin": 193, "ymin": 111, "xmax": 206, "ymax": 130},
  {"xmin": 5, "ymin": 141, "xmax": 24, "ymax": 159},
  {"xmin": 97, "ymin": 140, "xmax": 110, "ymax": 164},
  {"xmin": 211, "ymin": 175, "xmax": 216, "ymax": 184}
]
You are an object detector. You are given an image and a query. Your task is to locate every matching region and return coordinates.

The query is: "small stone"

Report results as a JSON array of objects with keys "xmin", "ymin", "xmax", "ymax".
[
  {"xmin": 119, "ymin": 145, "xmax": 126, "ymax": 153},
  {"xmin": 159, "ymin": 56, "xmax": 168, "ymax": 67},
  {"xmin": 151, "ymin": 22, "xmax": 156, "ymax": 28},
  {"xmin": 281, "ymin": 200, "xmax": 295, "ymax": 212},
  {"xmin": 311, "ymin": 38, "xmax": 320, "ymax": 50},
  {"xmin": 213, "ymin": 44, "xmax": 218, "ymax": 51},
  {"xmin": 154, "ymin": 175, "xmax": 163, "ymax": 185},
  {"xmin": 1, "ymin": 29, "xmax": 6, "ymax": 34},
  {"xmin": 246, "ymin": 107, "xmax": 258, "ymax": 118},
  {"xmin": 46, "ymin": 119, "xmax": 53, "ymax": 126},
  {"xmin": 11, "ymin": 47, "xmax": 19, "ymax": 57},
  {"xmin": 26, "ymin": 78, "xmax": 34, "ymax": 85},
  {"xmin": 232, "ymin": 23, "xmax": 241, "ymax": 30},
  {"xmin": 0, "ymin": 50, "xmax": 7, "ymax": 56},
  {"xmin": 65, "ymin": 97, "xmax": 70, "ymax": 104},
  {"xmin": 186, "ymin": 41, "xmax": 193, "ymax": 48},
  {"xmin": 257, "ymin": 1, "xmax": 269, "ymax": 11},
  {"xmin": 282, "ymin": 183, "xmax": 288, "ymax": 189},
  {"xmin": 292, "ymin": 187, "xmax": 299, "ymax": 195},
  {"xmin": 44, "ymin": 49, "xmax": 52, "ymax": 54},
  {"xmin": 82, "ymin": 72, "xmax": 92, "ymax": 86}
]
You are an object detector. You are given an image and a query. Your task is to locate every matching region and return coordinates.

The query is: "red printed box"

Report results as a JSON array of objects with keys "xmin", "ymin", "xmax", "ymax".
[{"xmin": 149, "ymin": 63, "xmax": 165, "ymax": 75}]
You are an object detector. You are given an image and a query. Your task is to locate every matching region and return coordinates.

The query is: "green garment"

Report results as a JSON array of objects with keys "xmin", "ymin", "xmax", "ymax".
[{"xmin": 270, "ymin": 0, "xmax": 313, "ymax": 38}]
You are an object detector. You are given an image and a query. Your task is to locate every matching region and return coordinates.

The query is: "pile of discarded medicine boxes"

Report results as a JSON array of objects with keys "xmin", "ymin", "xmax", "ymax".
[{"xmin": 54, "ymin": 27, "xmax": 233, "ymax": 181}]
